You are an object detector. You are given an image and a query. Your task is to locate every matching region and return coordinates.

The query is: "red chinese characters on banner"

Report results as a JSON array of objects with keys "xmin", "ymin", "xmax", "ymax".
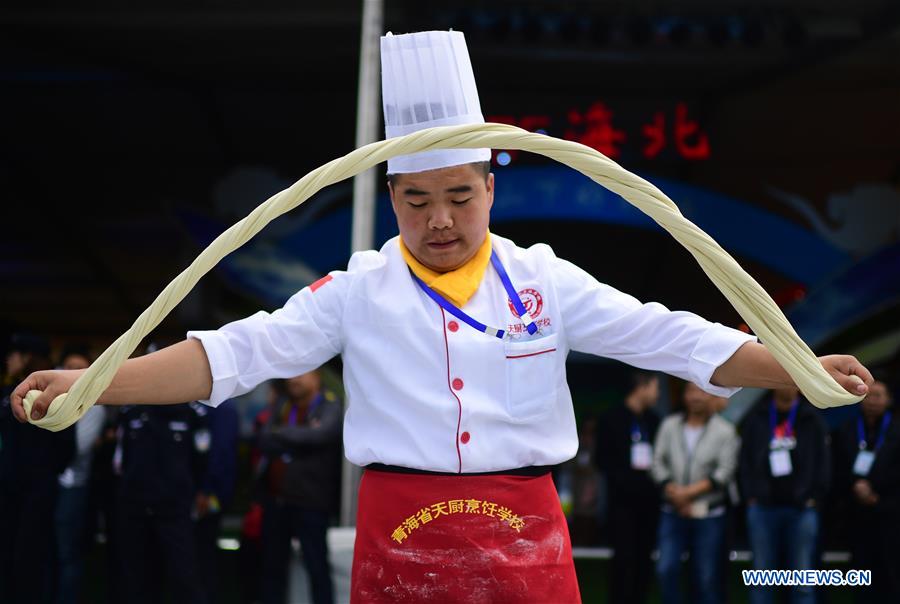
[
  {"xmin": 642, "ymin": 111, "xmax": 666, "ymax": 159},
  {"xmin": 488, "ymin": 101, "xmax": 711, "ymax": 163},
  {"xmin": 640, "ymin": 104, "xmax": 710, "ymax": 160},
  {"xmin": 673, "ymin": 102, "xmax": 710, "ymax": 160},
  {"xmin": 564, "ymin": 102, "xmax": 626, "ymax": 158}
]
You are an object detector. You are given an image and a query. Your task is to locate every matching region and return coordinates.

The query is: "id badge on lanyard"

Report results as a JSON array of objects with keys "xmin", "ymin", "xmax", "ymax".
[
  {"xmin": 853, "ymin": 451, "xmax": 875, "ymax": 476},
  {"xmin": 769, "ymin": 449, "xmax": 792, "ymax": 477},
  {"xmin": 853, "ymin": 412, "xmax": 892, "ymax": 477},
  {"xmin": 769, "ymin": 401, "xmax": 798, "ymax": 477},
  {"xmin": 630, "ymin": 422, "xmax": 653, "ymax": 470}
]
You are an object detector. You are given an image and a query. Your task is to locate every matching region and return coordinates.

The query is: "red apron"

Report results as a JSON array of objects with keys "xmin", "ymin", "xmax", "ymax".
[{"xmin": 350, "ymin": 468, "xmax": 582, "ymax": 603}]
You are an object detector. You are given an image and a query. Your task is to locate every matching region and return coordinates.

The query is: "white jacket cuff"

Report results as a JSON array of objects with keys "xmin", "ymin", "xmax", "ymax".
[
  {"xmin": 187, "ymin": 330, "xmax": 239, "ymax": 408},
  {"xmin": 688, "ymin": 323, "xmax": 757, "ymax": 398}
]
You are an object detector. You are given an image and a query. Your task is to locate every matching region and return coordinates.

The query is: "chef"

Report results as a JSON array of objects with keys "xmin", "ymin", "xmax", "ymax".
[{"xmin": 12, "ymin": 30, "xmax": 873, "ymax": 603}]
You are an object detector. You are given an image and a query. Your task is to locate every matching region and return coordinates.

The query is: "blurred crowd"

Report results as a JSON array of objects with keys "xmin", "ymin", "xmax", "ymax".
[
  {"xmin": 562, "ymin": 370, "xmax": 900, "ymax": 604},
  {"xmin": 2, "ymin": 332, "xmax": 898, "ymax": 604},
  {"xmin": 0, "ymin": 333, "xmax": 343, "ymax": 604}
]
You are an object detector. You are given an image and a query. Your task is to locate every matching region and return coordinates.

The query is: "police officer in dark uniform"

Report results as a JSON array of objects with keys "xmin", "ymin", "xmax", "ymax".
[
  {"xmin": 258, "ymin": 370, "xmax": 342, "ymax": 604},
  {"xmin": 115, "ymin": 399, "xmax": 210, "ymax": 604}
]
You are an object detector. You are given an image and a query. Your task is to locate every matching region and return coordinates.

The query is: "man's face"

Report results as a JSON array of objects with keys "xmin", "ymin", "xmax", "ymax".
[
  {"xmin": 62, "ymin": 354, "xmax": 90, "ymax": 371},
  {"xmin": 388, "ymin": 164, "xmax": 494, "ymax": 272},
  {"xmin": 773, "ymin": 386, "xmax": 800, "ymax": 409},
  {"xmin": 285, "ymin": 371, "xmax": 320, "ymax": 402},
  {"xmin": 637, "ymin": 377, "xmax": 660, "ymax": 409},
  {"xmin": 5, "ymin": 351, "xmax": 28, "ymax": 377},
  {"xmin": 683, "ymin": 382, "xmax": 709, "ymax": 415}
]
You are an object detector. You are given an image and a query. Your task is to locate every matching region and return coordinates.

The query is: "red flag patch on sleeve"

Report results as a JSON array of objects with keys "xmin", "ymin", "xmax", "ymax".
[{"xmin": 309, "ymin": 275, "xmax": 333, "ymax": 293}]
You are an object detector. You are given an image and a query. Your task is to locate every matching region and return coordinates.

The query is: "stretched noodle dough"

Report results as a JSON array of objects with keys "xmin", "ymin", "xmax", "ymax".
[{"xmin": 24, "ymin": 123, "xmax": 862, "ymax": 431}]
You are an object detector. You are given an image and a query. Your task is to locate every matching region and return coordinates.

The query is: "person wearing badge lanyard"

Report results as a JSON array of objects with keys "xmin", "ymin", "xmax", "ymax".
[
  {"xmin": 13, "ymin": 30, "xmax": 876, "ymax": 603},
  {"xmin": 257, "ymin": 371, "xmax": 342, "ymax": 604},
  {"xmin": 596, "ymin": 371, "xmax": 661, "ymax": 604},
  {"xmin": 832, "ymin": 379, "xmax": 900, "ymax": 602},
  {"xmin": 739, "ymin": 387, "xmax": 831, "ymax": 604}
]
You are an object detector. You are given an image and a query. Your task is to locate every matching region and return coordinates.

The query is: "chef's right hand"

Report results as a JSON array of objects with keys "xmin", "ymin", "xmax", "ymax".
[{"xmin": 10, "ymin": 369, "xmax": 83, "ymax": 422}]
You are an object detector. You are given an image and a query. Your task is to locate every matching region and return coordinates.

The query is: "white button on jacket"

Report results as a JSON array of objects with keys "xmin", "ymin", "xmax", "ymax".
[{"xmin": 188, "ymin": 235, "xmax": 755, "ymax": 473}]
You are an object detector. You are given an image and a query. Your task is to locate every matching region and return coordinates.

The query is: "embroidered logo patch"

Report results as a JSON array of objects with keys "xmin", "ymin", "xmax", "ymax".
[{"xmin": 508, "ymin": 288, "xmax": 543, "ymax": 319}]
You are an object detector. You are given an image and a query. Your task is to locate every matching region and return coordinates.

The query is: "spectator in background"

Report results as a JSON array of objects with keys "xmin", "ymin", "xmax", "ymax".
[
  {"xmin": 739, "ymin": 387, "xmax": 830, "ymax": 604},
  {"xmin": 194, "ymin": 398, "xmax": 239, "ymax": 601},
  {"xmin": 596, "ymin": 371, "xmax": 661, "ymax": 604},
  {"xmin": 652, "ymin": 382, "xmax": 738, "ymax": 604},
  {"xmin": 114, "ymin": 377, "xmax": 210, "ymax": 604},
  {"xmin": 258, "ymin": 370, "xmax": 342, "ymax": 604},
  {"xmin": 0, "ymin": 333, "xmax": 76, "ymax": 604},
  {"xmin": 54, "ymin": 345, "xmax": 106, "ymax": 604},
  {"xmin": 832, "ymin": 378, "xmax": 900, "ymax": 602}
]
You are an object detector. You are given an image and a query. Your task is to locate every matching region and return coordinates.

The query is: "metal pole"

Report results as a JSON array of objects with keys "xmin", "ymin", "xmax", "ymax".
[
  {"xmin": 342, "ymin": 0, "xmax": 382, "ymax": 527},
  {"xmin": 350, "ymin": 0, "xmax": 382, "ymax": 256}
]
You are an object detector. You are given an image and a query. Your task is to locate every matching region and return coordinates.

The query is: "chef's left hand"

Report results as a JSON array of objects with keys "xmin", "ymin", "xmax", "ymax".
[{"xmin": 818, "ymin": 355, "xmax": 873, "ymax": 396}]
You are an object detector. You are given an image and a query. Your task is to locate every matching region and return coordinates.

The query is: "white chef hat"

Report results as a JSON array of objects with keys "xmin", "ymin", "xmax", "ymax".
[{"xmin": 381, "ymin": 30, "xmax": 491, "ymax": 175}]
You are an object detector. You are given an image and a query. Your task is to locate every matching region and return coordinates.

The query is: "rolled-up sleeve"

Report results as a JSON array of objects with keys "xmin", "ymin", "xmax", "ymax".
[
  {"xmin": 553, "ymin": 254, "xmax": 756, "ymax": 397},
  {"xmin": 188, "ymin": 271, "xmax": 348, "ymax": 407}
]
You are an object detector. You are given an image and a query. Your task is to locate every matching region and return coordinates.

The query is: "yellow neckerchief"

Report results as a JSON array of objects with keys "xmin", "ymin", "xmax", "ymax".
[{"xmin": 399, "ymin": 232, "xmax": 491, "ymax": 308}]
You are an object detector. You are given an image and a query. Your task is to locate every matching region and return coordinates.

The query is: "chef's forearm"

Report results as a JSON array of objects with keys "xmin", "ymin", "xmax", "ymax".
[
  {"xmin": 97, "ymin": 339, "xmax": 213, "ymax": 405},
  {"xmin": 710, "ymin": 342, "xmax": 793, "ymax": 390}
]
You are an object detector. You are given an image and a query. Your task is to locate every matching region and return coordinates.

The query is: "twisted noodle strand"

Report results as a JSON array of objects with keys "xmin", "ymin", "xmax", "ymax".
[{"xmin": 24, "ymin": 123, "xmax": 860, "ymax": 431}]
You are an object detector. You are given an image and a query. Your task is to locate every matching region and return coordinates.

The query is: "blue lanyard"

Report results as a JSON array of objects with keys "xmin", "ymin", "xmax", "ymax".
[
  {"xmin": 285, "ymin": 393, "xmax": 323, "ymax": 425},
  {"xmin": 857, "ymin": 411, "xmax": 891, "ymax": 451},
  {"xmin": 630, "ymin": 421, "xmax": 644, "ymax": 443},
  {"xmin": 770, "ymin": 400, "xmax": 799, "ymax": 439},
  {"xmin": 489, "ymin": 251, "xmax": 538, "ymax": 335},
  {"xmin": 410, "ymin": 249, "xmax": 537, "ymax": 339}
]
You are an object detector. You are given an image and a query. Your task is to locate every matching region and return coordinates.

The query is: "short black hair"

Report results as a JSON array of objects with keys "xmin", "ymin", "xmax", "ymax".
[
  {"xmin": 627, "ymin": 370, "xmax": 658, "ymax": 393},
  {"xmin": 6, "ymin": 332, "xmax": 53, "ymax": 374},
  {"xmin": 387, "ymin": 160, "xmax": 491, "ymax": 188},
  {"xmin": 58, "ymin": 343, "xmax": 91, "ymax": 367},
  {"xmin": 8, "ymin": 332, "xmax": 50, "ymax": 358}
]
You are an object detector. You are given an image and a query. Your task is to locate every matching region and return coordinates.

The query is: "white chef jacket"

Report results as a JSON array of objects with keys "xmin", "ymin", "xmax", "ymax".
[{"xmin": 188, "ymin": 234, "xmax": 755, "ymax": 473}]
